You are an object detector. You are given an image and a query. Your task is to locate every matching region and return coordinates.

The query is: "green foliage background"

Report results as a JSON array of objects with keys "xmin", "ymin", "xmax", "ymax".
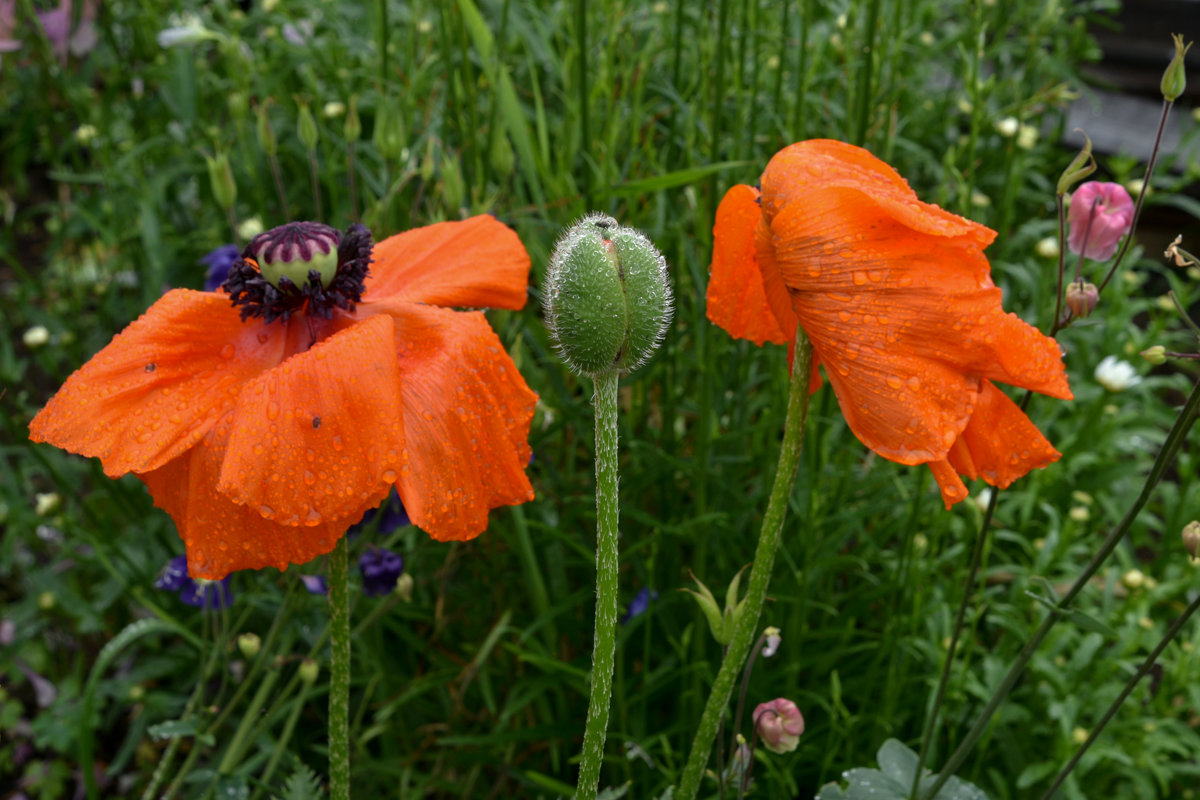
[{"xmin": 3, "ymin": 0, "xmax": 1200, "ymax": 798}]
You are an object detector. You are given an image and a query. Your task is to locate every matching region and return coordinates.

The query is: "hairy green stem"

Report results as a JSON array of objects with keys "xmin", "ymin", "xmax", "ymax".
[
  {"xmin": 330, "ymin": 535, "xmax": 352, "ymax": 800},
  {"xmin": 574, "ymin": 370, "xmax": 621, "ymax": 800},
  {"xmin": 926, "ymin": 375, "xmax": 1200, "ymax": 797},
  {"xmin": 676, "ymin": 327, "xmax": 815, "ymax": 800}
]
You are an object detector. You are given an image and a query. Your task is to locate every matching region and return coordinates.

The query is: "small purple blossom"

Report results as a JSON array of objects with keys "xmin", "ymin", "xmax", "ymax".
[
  {"xmin": 352, "ymin": 489, "xmax": 410, "ymax": 535},
  {"xmin": 201, "ymin": 244, "xmax": 240, "ymax": 291},
  {"xmin": 621, "ymin": 587, "xmax": 658, "ymax": 623},
  {"xmin": 299, "ymin": 574, "xmax": 328, "ymax": 595},
  {"xmin": 359, "ymin": 548, "xmax": 404, "ymax": 596},
  {"xmin": 155, "ymin": 555, "xmax": 233, "ymax": 610}
]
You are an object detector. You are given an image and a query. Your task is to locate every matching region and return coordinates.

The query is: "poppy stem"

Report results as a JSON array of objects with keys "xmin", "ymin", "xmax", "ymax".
[
  {"xmin": 575, "ymin": 369, "xmax": 621, "ymax": 800},
  {"xmin": 675, "ymin": 327, "xmax": 815, "ymax": 800},
  {"xmin": 329, "ymin": 535, "xmax": 352, "ymax": 800}
]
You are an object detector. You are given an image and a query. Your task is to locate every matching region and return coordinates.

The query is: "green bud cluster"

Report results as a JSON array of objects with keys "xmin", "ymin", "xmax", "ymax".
[{"xmin": 543, "ymin": 213, "xmax": 672, "ymax": 377}]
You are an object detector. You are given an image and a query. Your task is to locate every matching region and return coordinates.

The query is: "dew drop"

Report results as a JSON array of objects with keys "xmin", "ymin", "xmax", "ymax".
[
  {"xmin": 219, "ymin": 344, "xmax": 236, "ymax": 359},
  {"xmin": 267, "ymin": 402, "xmax": 280, "ymax": 420},
  {"xmin": 382, "ymin": 469, "xmax": 397, "ymax": 482},
  {"xmin": 258, "ymin": 504, "xmax": 275, "ymax": 518},
  {"xmin": 886, "ymin": 375, "xmax": 903, "ymax": 389},
  {"xmin": 136, "ymin": 431, "xmax": 152, "ymax": 443},
  {"xmin": 331, "ymin": 435, "xmax": 344, "ymax": 451},
  {"xmin": 305, "ymin": 508, "xmax": 323, "ymax": 526}
]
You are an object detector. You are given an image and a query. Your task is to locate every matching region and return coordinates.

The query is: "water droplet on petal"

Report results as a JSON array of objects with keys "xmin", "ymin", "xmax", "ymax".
[
  {"xmin": 219, "ymin": 344, "xmax": 236, "ymax": 359},
  {"xmin": 267, "ymin": 402, "xmax": 279, "ymax": 420}
]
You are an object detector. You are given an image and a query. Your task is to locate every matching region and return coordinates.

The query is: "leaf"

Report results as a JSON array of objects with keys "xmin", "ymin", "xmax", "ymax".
[
  {"xmin": 1023, "ymin": 591, "xmax": 1116, "ymax": 637},
  {"xmin": 215, "ymin": 776, "xmax": 250, "ymax": 800},
  {"xmin": 876, "ymin": 739, "xmax": 919, "ymax": 787},
  {"xmin": 281, "ymin": 764, "xmax": 325, "ymax": 800},
  {"xmin": 595, "ymin": 784, "xmax": 631, "ymax": 800},
  {"xmin": 147, "ymin": 719, "xmax": 215, "ymax": 747}
]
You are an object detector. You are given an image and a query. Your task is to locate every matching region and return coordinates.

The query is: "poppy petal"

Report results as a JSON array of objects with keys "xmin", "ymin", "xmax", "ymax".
[
  {"xmin": 141, "ymin": 411, "xmax": 379, "ymax": 580},
  {"xmin": 364, "ymin": 215, "xmax": 530, "ymax": 310},
  {"xmin": 707, "ymin": 184, "xmax": 789, "ymax": 346},
  {"xmin": 359, "ymin": 299, "xmax": 536, "ymax": 540},
  {"xmin": 217, "ymin": 314, "xmax": 405, "ymax": 528},
  {"xmin": 926, "ymin": 457, "xmax": 970, "ymax": 509},
  {"xmin": 29, "ymin": 290, "xmax": 285, "ymax": 477},
  {"xmin": 769, "ymin": 187, "xmax": 1071, "ymax": 400},
  {"xmin": 946, "ymin": 380, "xmax": 1061, "ymax": 489}
]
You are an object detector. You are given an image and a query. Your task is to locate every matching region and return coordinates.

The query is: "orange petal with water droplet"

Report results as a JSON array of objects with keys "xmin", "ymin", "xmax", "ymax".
[
  {"xmin": 365, "ymin": 215, "xmax": 530, "ymax": 310},
  {"xmin": 927, "ymin": 457, "xmax": 970, "ymax": 509},
  {"xmin": 217, "ymin": 314, "xmax": 404, "ymax": 528},
  {"xmin": 360, "ymin": 299, "xmax": 536, "ymax": 540},
  {"xmin": 947, "ymin": 380, "xmax": 1061, "ymax": 489},
  {"xmin": 29, "ymin": 290, "xmax": 285, "ymax": 477},
  {"xmin": 707, "ymin": 184, "xmax": 790, "ymax": 346},
  {"xmin": 141, "ymin": 410, "xmax": 375, "ymax": 580}
]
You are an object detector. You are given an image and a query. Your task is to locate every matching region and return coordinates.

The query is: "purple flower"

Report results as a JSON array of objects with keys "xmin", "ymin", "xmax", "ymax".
[
  {"xmin": 155, "ymin": 555, "xmax": 233, "ymax": 610},
  {"xmin": 621, "ymin": 587, "xmax": 658, "ymax": 623},
  {"xmin": 299, "ymin": 574, "xmax": 328, "ymax": 595},
  {"xmin": 201, "ymin": 244, "xmax": 240, "ymax": 291},
  {"xmin": 0, "ymin": 0, "xmax": 97, "ymax": 66},
  {"xmin": 359, "ymin": 548, "xmax": 404, "ymax": 596},
  {"xmin": 1067, "ymin": 182, "xmax": 1134, "ymax": 261},
  {"xmin": 352, "ymin": 489, "xmax": 410, "ymax": 535}
]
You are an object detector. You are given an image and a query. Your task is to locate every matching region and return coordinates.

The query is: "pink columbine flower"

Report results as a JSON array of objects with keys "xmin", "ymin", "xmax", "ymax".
[
  {"xmin": 753, "ymin": 698, "xmax": 805, "ymax": 754},
  {"xmin": 1067, "ymin": 182, "xmax": 1134, "ymax": 261}
]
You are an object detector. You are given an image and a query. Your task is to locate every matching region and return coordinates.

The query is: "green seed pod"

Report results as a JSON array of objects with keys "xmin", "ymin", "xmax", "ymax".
[
  {"xmin": 1161, "ymin": 33, "xmax": 1192, "ymax": 102},
  {"xmin": 372, "ymin": 98, "xmax": 407, "ymax": 162},
  {"xmin": 544, "ymin": 214, "xmax": 672, "ymax": 377},
  {"xmin": 297, "ymin": 100, "xmax": 319, "ymax": 153},
  {"xmin": 440, "ymin": 153, "xmax": 465, "ymax": 211}
]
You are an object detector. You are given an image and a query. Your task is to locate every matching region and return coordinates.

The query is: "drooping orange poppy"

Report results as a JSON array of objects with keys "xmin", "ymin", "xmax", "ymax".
[
  {"xmin": 707, "ymin": 139, "xmax": 1073, "ymax": 507},
  {"xmin": 30, "ymin": 216, "xmax": 537, "ymax": 578}
]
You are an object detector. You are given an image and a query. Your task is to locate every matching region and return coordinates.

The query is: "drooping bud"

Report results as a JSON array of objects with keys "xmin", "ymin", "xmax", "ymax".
[
  {"xmin": 761, "ymin": 626, "xmax": 781, "ymax": 658},
  {"xmin": 237, "ymin": 632, "xmax": 262, "ymax": 659},
  {"xmin": 1161, "ymin": 34, "xmax": 1192, "ymax": 102},
  {"xmin": 1140, "ymin": 345, "xmax": 1167, "ymax": 365},
  {"xmin": 753, "ymin": 698, "xmax": 805, "ymax": 754},
  {"xmin": 1067, "ymin": 183, "xmax": 1134, "ymax": 261},
  {"xmin": 1064, "ymin": 281, "xmax": 1099, "ymax": 318},
  {"xmin": 249, "ymin": 221, "xmax": 340, "ymax": 289},
  {"xmin": 544, "ymin": 213, "xmax": 673, "ymax": 376},
  {"xmin": 1057, "ymin": 132, "xmax": 1095, "ymax": 196},
  {"xmin": 206, "ymin": 152, "xmax": 237, "ymax": 211},
  {"xmin": 1183, "ymin": 521, "xmax": 1200, "ymax": 561}
]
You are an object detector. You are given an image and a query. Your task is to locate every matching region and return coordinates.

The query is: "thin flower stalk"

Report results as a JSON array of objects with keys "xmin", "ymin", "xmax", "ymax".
[
  {"xmin": 329, "ymin": 536, "xmax": 351, "ymax": 800},
  {"xmin": 675, "ymin": 326, "xmax": 815, "ymax": 800},
  {"xmin": 1037, "ymin": 590, "xmax": 1200, "ymax": 800},
  {"xmin": 925, "ymin": 375, "xmax": 1200, "ymax": 797}
]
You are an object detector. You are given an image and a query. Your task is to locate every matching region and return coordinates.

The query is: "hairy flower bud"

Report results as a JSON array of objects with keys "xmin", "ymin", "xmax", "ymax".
[
  {"xmin": 373, "ymin": 99, "xmax": 407, "ymax": 162},
  {"xmin": 544, "ymin": 214, "xmax": 672, "ymax": 376},
  {"xmin": 753, "ymin": 698, "xmax": 805, "ymax": 754},
  {"xmin": 256, "ymin": 103, "xmax": 277, "ymax": 157},
  {"xmin": 1161, "ymin": 33, "xmax": 1192, "ymax": 102},
  {"xmin": 1064, "ymin": 281, "xmax": 1099, "ymax": 318}
]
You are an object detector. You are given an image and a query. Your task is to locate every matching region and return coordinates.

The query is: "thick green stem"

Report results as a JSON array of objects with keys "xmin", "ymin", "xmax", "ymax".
[
  {"xmin": 676, "ymin": 328, "xmax": 815, "ymax": 800},
  {"xmin": 925, "ymin": 375, "xmax": 1200, "ymax": 797},
  {"xmin": 330, "ymin": 535, "xmax": 351, "ymax": 800},
  {"xmin": 575, "ymin": 370, "xmax": 621, "ymax": 800}
]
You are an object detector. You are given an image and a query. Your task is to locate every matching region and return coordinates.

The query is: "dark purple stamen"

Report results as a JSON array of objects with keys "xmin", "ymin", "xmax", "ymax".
[{"xmin": 223, "ymin": 222, "xmax": 373, "ymax": 324}]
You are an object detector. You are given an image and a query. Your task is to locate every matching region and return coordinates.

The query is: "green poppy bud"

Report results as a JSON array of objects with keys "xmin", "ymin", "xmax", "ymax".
[
  {"xmin": 297, "ymin": 100, "xmax": 319, "ymax": 153},
  {"xmin": 1183, "ymin": 521, "xmax": 1200, "ymax": 561},
  {"xmin": 544, "ymin": 214, "xmax": 672, "ymax": 377},
  {"xmin": 373, "ymin": 99, "xmax": 407, "ymax": 162},
  {"xmin": 237, "ymin": 632, "xmax": 262, "ymax": 659},
  {"xmin": 299, "ymin": 658, "xmax": 320, "ymax": 684},
  {"xmin": 1161, "ymin": 34, "xmax": 1192, "ymax": 102},
  {"xmin": 206, "ymin": 152, "xmax": 237, "ymax": 211},
  {"xmin": 440, "ymin": 153, "xmax": 465, "ymax": 211}
]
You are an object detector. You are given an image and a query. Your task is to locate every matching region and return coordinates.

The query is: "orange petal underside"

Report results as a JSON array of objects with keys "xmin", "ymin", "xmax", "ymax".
[
  {"xmin": 947, "ymin": 380, "xmax": 1061, "ymax": 490},
  {"xmin": 707, "ymin": 184, "xmax": 789, "ymax": 346},
  {"xmin": 358, "ymin": 299, "xmax": 537, "ymax": 540},
  {"xmin": 217, "ymin": 314, "xmax": 405, "ymax": 528},
  {"xmin": 29, "ymin": 290, "xmax": 285, "ymax": 477},
  {"xmin": 140, "ymin": 410, "xmax": 379, "ymax": 580},
  {"xmin": 365, "ymin": 215, "xmax": 530, "ymax": 310}
]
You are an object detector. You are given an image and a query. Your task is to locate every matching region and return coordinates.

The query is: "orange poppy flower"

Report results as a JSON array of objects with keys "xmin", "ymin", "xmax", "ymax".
[
  {"xmin": 707, "ymin": 139, "xmax": 1073, "ymax": 507},
  {"xmin": 30, "ymin": 216, "xmax": 537, "ymax": 579}
]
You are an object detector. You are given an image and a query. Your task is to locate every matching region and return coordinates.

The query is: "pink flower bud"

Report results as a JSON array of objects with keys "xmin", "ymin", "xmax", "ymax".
[
  {"xmin": 753, "ymin": 698, "xmax": 805, "ymax": 754},
  {"xmin": 1068, "ymin": 182, "xmax": 1134, "ymax": 261},
  {"xmin": 1064, "ymin": 281, "xmax": 1099, "ymax": 318}
]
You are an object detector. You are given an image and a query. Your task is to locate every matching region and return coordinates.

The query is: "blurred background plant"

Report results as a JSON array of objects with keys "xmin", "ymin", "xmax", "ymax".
[{"xmin": 3, "ymin": 0, "xmax": 1200, "ymax": 798}]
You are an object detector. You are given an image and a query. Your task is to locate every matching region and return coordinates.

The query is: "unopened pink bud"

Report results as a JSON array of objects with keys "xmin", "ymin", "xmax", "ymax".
[
  {"xmin": 1065, "ymin": 281, "xmax": 1099, "ymax": 318},
  {"xmin": 753, "ymin": 698, "xmax": 805, "ymax": 754},
  {"xmin": 1068, "ymin": 182, "xmax": 1134, "ymax": 261}
]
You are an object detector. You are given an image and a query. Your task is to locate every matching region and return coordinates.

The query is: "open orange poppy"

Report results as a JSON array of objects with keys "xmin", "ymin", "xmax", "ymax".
[
  {"xmin": 707, "ymin": 139, "xmax": 1073, "ymax": 508},
  {"xmin": 30, "ymin": 216, "xmax": 537, "ymax": 579}
]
